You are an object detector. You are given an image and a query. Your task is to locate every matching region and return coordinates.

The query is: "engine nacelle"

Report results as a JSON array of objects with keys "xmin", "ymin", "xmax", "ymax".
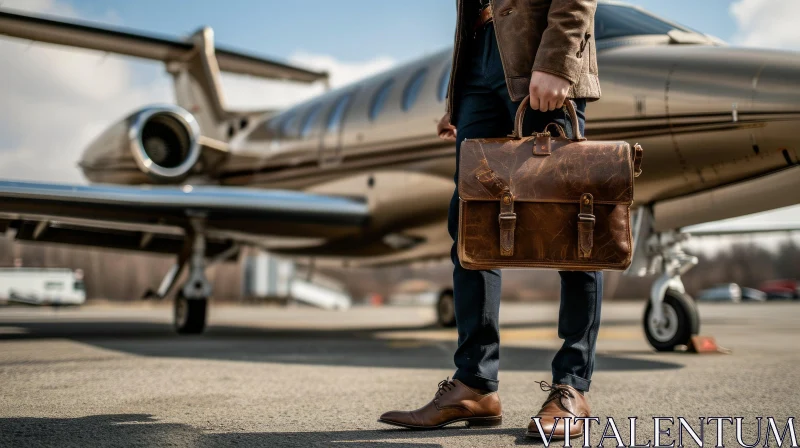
[
  {"xmin": 129, "ymin": 106, "xmax": 202, "ymax": 181},
  {"xmin": 80, "ymin": 105, "xmax": 202, "ymax": 183}
]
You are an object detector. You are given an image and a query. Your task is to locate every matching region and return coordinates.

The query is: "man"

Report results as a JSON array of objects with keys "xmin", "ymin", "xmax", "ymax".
[{"xmin": 378, "ymin": 0, "xmax": 602, "ymax": 440}]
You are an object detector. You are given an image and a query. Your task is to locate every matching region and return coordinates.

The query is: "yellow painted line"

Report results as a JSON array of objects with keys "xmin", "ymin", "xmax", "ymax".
[
  {"xmin": 374, "ymin": 330, "xmax": 457, "ymax": 341},
  {"xmin": 597, "ymin": 328, "xmax": 642, "ymax": 340},
  {"xmin": 501, "ymin": 328, "xmax": 557, "ymax": 341},
  {"xmin": 376, "ymin": 327, "xmax": 640, "ymax": 343}
]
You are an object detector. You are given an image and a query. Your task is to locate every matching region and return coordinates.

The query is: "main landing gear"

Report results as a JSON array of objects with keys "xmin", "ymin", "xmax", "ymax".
[
  {"xmin": 172, "ymin": 217, "xmax": 212, "ymax": 334},
  {"xmin": 437, "ymin": 288, "xmax": 457, "ymax": 327},
  {"xmin": 144, "ymin": 217, "xmax": 236, "ymax": 334}
]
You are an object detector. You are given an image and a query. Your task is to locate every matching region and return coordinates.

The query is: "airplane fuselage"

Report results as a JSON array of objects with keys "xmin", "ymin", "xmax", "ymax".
[{"xmin": 78, "ymin": 41, "xmax": 800, "ymax": 264}]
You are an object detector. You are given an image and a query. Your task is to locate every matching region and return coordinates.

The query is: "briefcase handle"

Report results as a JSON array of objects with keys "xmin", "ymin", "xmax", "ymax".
[{"xmin": 513, "ymin": 95, "xmax": 586, "ymax": 142}]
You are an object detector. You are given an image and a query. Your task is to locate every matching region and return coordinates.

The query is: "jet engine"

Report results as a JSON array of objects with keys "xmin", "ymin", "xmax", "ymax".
[
  {"xmin": 80, "ymin": 105, "xmax": 202, "ymax": 184},
  {"xmin": 128, "ymin": 106, "xmax": 202, "ymax": 181}
]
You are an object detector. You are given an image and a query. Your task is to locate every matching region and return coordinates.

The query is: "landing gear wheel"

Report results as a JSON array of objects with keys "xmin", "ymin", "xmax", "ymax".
[
  {"xmin": 437, "ymin": 289, "xmax": 456, "ymax": 327},
  {"xmin": 174, "ymin": 293, "xmax": 207, "ymax": 335},
  {"xmin": 644, "ymin": 289, "xmax": 699, "ymax": 351}
]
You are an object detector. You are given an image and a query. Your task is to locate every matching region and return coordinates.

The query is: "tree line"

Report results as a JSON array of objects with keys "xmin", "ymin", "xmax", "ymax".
[{"xmin": 1, "ymin": 236, "xmax": 798, "ymax": 302}]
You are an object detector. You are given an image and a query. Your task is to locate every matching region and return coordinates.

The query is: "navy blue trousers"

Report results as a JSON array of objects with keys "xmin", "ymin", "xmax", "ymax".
[{"xmin": 448, "ymin": 24, "xmax": 603, "ymax": 393}]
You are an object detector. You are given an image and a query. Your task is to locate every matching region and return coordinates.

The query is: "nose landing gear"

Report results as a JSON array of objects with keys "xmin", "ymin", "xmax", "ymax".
[
  {"xmin": 645, "ymin": 288, "xmax": 700, "ymax": 351},
  {"xmin": 642, "ymin": 231, "xmax": 700, "ymax": 351}
]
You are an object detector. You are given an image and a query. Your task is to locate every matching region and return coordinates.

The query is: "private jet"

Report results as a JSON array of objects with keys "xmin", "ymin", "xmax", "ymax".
[{"xmin": 0, "ymin": 1, "xmax": 798, "ymax": 351}]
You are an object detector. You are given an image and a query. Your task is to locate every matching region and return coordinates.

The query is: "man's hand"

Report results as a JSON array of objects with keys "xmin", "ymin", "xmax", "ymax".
[
  {"xmin": 529, "ymin": 71, "xmax": 571, "ymax": 111},
  {"xmin": 437, "ymin": 113, "xmax": 457, "ymax": 142}
]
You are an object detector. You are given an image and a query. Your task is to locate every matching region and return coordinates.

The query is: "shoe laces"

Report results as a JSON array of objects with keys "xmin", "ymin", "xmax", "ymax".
[
  {"xmin": 436, "ymin": 377, "xmax": 456, "ymax": 398},
  {"xmin": 536, "ymin": 381, "xmax": 578, "ymax": 417}
]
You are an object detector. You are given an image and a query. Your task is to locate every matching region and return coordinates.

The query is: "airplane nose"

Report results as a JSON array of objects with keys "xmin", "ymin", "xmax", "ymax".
[
  {"xmin": 655, "ymin": 46, "xmax": 800, "ymax": 205},
  {"xmin": 751, "ymin": 51, "xmax": 800, "ymax": 115},
  {"xmin": 665, "ymin": 46, "xmax": 800, "ymax": 119},
  {"xmin": 748, "ymin": 51, "xmax": 800, "ymax": 164},
  {"xmin": 651, "ymin": 48, "xmax": 800, "ymax": 231},
  {"xmin": 665, "ymin": 46, "xmax": 800, "ymax": 151}
]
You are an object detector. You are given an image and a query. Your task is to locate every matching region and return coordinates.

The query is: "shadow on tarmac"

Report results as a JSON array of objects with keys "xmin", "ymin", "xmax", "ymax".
[
  {"xmin": 0, "ymin": 413, "xmax": 549, "ymax": 447},
  {"xmin": 0, "ymin": 319, "xmax": 682, "ymax": 373}
]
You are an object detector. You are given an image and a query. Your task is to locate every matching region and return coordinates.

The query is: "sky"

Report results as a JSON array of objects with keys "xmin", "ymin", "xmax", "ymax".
[{"xmin": 0, "ymin": 0, "xmax": 798, "ymax": 248}]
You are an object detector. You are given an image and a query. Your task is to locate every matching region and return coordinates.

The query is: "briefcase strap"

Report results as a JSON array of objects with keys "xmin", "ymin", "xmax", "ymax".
[
  {"xmin": 499, "ymin": 189, "xmax": 516, "ymax": 257},
  {"xmin": 578, "ymin": 193, "xmax": 595, "ymax": 259},
  {"xmin": 475, "ymin": 159, "xmax": 508, "ymax": 197},
  {"xmin": 475, "ymin": 159, "xmax": 516, "ymax": 257}
]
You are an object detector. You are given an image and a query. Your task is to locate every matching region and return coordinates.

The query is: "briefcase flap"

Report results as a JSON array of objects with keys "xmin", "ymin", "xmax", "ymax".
[{"xmin": 458, "ymin": 137, "xmax": 634, "ymax": 205}]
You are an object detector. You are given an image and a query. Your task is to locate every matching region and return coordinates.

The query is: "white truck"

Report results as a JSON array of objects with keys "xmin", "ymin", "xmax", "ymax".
[{"xmin": 0, "ymin": 268, "xmax": 86, "ymax": 306}]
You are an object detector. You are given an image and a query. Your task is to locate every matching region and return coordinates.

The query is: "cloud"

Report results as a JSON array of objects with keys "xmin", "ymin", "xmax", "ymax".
[
  {"xmin": 1, "ymin": 0, "xmax": 76, "ymax": 18},
  {"xmin": 0, "ymin": 0, "xmax": 171, "ymax": 183},
  {"xmin": 0, "ymin": 0, "xmax": 395, "ymax": 183},
  {"xmin": 729, "ymin": 0, "xmax": 800, "ymax": 50}
]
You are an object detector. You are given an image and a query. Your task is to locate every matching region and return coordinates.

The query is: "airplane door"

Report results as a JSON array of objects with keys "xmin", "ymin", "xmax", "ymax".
[{"xmin": 319, "ymin": 92, "xmax": 354, "ymax": 167}]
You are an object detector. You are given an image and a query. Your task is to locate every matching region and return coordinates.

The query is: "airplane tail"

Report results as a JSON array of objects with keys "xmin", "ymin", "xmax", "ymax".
[{"xmin": 0, "ymin": 9, "xmax": 329, "ymax": 140}]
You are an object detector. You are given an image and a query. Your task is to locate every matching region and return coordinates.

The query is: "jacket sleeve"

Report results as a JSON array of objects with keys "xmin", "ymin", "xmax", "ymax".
[{"xmin": 531, "ymin": 0, "xmax": 597, "ymax": 84}]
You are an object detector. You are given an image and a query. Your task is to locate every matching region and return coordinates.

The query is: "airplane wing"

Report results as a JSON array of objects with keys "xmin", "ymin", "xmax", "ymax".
[
  {"xmin": 0, "ymin": 180, "xmax": 369, "ymax": 258},
  {"xmin": 682, "ymin": 223, "xmax": 800, "ymax": 236},
  {"xmin": 0, "ymin": 9, "xmax": 327, "ymax": 83}
]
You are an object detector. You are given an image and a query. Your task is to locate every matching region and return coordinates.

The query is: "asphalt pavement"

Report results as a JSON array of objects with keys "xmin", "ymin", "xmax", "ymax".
[{"xmin": 0, "ymin": 300, "xmax": 798, "ymax": 447}]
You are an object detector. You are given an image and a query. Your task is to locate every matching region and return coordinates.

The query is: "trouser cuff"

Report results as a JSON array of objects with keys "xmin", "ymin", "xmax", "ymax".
[
  {"xmin": 552, "ymin": 371, "xmax": 591, "ymax": 392},
  {"xmin": 453, "ymin": 370, "xmax": 499, "ymax": 392}
]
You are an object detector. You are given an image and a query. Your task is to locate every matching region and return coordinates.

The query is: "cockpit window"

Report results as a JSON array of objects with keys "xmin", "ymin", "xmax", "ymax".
[{"xmin": 595, "ymin": 4, "xmax": 693, "ymax": 40}]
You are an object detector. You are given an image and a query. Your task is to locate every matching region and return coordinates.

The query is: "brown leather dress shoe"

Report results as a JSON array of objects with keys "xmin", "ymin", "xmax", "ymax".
[
  {"xmin": 525, "ymin": 382, "xmax": 589, "ymax": 440},
  {"xmin": 378, "ymin": 378, "xmax": 502, "ymax": 429}
]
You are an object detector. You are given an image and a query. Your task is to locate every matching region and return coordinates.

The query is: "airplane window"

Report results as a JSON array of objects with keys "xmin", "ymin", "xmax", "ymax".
[
  {"xmin": 370, "ymin": 79, "xmax": 394, "ymax": 121},
  {"xmin": 594, "ymin": 4, "xmax": 692, "ymax": 41},
  {"xmin": 327, "ymin": 93, "xmax": 352, "ymax": 133},
  {"xmin": 438, "ymin": 66, "xmax": 451, "ymax": 102},
  {"xmin": 301, "ymin": 106, "xmax": 322, "ymax": 137},
  {"xmin": 402, "ymin": 68, "xmax": 428, "ymax": 111}
]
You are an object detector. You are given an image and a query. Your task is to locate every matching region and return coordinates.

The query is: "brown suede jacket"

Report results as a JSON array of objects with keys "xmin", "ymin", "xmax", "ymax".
[{"xmin": 446, "ymin": 0, "xmax": 601, "ymax": 121}]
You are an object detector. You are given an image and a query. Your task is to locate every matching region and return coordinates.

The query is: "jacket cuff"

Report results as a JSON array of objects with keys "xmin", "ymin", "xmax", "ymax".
[
  {"xmin": 532, "ymin": 49, "xmax": 582, "ymax": 85},
  {"xmin": 531, "ymin": 66, "xmax": 576, "ymax": 86}
]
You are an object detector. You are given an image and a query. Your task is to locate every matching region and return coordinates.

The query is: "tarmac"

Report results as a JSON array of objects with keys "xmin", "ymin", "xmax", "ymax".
[{"xmin": 0, "ymin": 300, "xmax": 798, "ymax": 447}]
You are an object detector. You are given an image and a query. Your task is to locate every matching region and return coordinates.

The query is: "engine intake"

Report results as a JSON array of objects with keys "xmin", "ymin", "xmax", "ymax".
[{"xmin": 129, "ymin": 106, "xmax": 201, "ymax": 181}]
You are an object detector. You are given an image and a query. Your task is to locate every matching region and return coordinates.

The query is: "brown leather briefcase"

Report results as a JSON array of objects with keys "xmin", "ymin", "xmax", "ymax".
[{"xmin": 457, "ymin": 97, "xmax": 643, "ymax": 271}]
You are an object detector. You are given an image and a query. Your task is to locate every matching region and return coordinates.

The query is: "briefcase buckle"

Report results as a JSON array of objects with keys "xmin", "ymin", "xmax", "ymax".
[{"xmin": 499, "ymin": 212, "xmax": 517, "ymax": 226}]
